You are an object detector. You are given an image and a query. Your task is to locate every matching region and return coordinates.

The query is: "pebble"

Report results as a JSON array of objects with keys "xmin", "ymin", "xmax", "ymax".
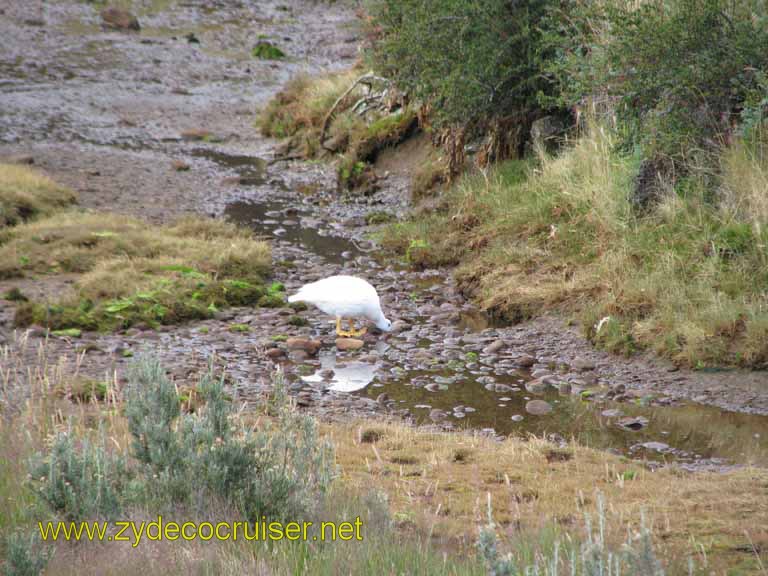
[
  {"xmin": 525, "ymin": 400, "xmax": 553, "ymax": 415},
  {"xmin": 286, "ymin": 337, "xmax": 321, "ymax": 355},
  {"xmin": 336, "ymin": 338, "xmax": 365, "ymax": 351},
  {"xmin": 483, "ymin": 340, "xmax": 505, "ymax": 354},
  {"xmin": 572, "ymin": 357, "xmax": 596, "ymax": 371},
  {"xmin": 516, "ymin": 354, "xmax": 536, "ymax": 367},
  {"xmin": 429, "ymin": 409, "xmax": 448, "ymax": 422}
]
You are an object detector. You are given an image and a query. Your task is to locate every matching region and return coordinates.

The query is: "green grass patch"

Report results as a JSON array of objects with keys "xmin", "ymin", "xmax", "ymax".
[
  {"xmin": 3, "ymin": 212, "xmax": 273, "ymax": 332},
  {"xmin": 252, "ymin": 41, "xmax": 285, "ymax": 60}
]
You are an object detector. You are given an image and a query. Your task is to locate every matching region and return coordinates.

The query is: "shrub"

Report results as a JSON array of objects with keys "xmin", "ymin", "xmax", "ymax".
[
  {"xmin": 29, "ymin": 426, "xmax": 127, "ymax": 521},
  {"xmin": 1, "ymin": 530, "xmax": 51, "ymax": 576},
  {"xmin": 478, "ymin": 495, "xmax": 666, "ymax": 575},
  {"xmin": 368, "ymin": 0, "xmax": 561, "ymax": 149},
  {"xmin": 124, "ymin": 356, "xmax": 336, "ymax": 521},
  {"xmin": 551, "ymin": 0, "xmax": 768, "ymax": 164},
  {"xmin": 28, "ymin": 356, "xmax": 336, "ymax": 526}
]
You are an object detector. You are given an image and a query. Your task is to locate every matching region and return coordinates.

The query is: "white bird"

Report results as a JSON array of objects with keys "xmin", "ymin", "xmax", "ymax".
[{"xmin": 287, "ymin": 275, "xmax": 392, "ymax": 337}]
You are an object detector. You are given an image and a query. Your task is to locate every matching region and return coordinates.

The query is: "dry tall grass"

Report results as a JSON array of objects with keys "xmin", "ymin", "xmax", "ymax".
[
  {"xmin": 0, "ymin": 164, "xmax": 76, "ymax": 227},
  {"xmin": 383, "ymin": 124, "xmax": 768, "ymax": 366}
]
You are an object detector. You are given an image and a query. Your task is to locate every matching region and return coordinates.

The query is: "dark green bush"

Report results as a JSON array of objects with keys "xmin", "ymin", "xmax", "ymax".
[
  {"xmin": 549, "ymin": 0, "xmax": 768, "ymax": 162},
  {"xmin": 368, "ymin": 0, "xmax": 562, "ymax": 149}
]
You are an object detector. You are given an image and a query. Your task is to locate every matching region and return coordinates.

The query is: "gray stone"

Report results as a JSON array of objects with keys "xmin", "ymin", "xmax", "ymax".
[
  {"xmin": 525, "ymin": 400, "xmax": 553, "ymax": 415},
  {"xmin": 483, "ymin": 340, "xmax": 505, "ymax": 354}
]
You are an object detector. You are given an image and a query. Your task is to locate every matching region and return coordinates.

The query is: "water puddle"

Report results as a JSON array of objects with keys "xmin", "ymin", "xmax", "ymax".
[
  {"xmin": 300, "ymin": 349, "xmax": 768, "ymax": 468},
  {"xmin": 301, "ymin": 351, "xmax": 375, "ymax": 392},
  {"xmin": 190, "ymin": 148, "xmax": 267, "ymax": 186},
  {"xmin": 225, "ymin": 200, "xmax": 362, "ymax": 264}
]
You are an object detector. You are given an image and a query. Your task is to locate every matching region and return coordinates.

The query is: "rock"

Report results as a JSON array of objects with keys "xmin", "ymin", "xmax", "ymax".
[
  {"xmin": 601, "ymin": 409, "xmax": 623, "ymax": 418},
  {"xmin": 525, "ymin": 379, "xmax": 547, "ymax": 394},
  {"xmin": 172, "ymin": 160, "xmax": 190, "ymax": 171},
  {"xmin": 531, "ymin": 369, "xmax": 551, "ymax": 379},
  {"xmin": 483, "ymin": 340, "xmax": 505, "ymax": 354},
  {"xmin": 510, "ymin": 414, "xmax": 525, "ymax": 422},
  {"xmin": 640, "ymin": 441, "xmax": 670, "ymax": 452},
  {"xmin": 100, "ymin": 7, "xmax": 140, "ymax": 31},
  {"xmin": 376, "ymin": 393, "xmax": 390, "ymax": 405},
  {"xmin": 525, "ymin": 399, "xmax": 553, "ymax": 415},
  {"xmin": 516, "ymin": 354, "xmax": 536, "ymax": 368},
  {"xmin": 530, "ymin": 115, "xmax": 567, "ymax": 147},
  {"xmin": 336, "ymin": 338, "xmax": 364, "ymax": 351},
  {"xmin": 610, "ymin": 383, "xmax": 626, "ymax": 395},
  {"xmin": 286, "ymin": 337, "xmax": 321, "ymax": 356},
  {"xmin": 429, "ymin": 409, "xmax": 448, "ymax": 423},
  {"xmin": 617, "ymin": 416, "xmax": 649, "ymax": 431},
  {"xmin": 265, "ymin": 348, "xmax": 286, "ymax": 360},
  {"xmin": 572, "ymin": 357, "xmax": 596, "ymax": 371}
]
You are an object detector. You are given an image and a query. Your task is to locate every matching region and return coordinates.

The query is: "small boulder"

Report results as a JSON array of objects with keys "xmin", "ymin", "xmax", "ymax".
[
  {"xmin": 617, "ymin": 416, "xmax": 649, "ymax": 431},
  {"xmin": 525, "ymin": 399, "xmax": 553, "ymax": 415},
  {"xmin": 336, "ymin": 338, "xmax": 364, "ymax": 351},
  {"xmin": 483, "ymin": 339, "xmax": 505, "ymax": 354},
  {"xmin": 429, "ymin": 409, "xmax": 448, "ymax": 423},
  {"xmin": 265, "ymin": 348, "xmax": 286, "ymax": 360},
  {"xmin": 524, "ymin": 378, "xmax": 547, "ymax": 394},
  {"xmin": 572, "ymin": 357, "xmax": 596, "ymax": 371},
  {"xmin": 286, "ymin": 337, "xmax": 321, "ymax": 356},
  {"xmin": 172, "ymin": 160, "xmax": 190, "ymax": 171},
  {"xmin": 516, "ymin": 354, "xmax": 536, "ymax": 368},
  {"xmin": 100, "ymin": 7, "xmax": 140, "ymax": 31}
]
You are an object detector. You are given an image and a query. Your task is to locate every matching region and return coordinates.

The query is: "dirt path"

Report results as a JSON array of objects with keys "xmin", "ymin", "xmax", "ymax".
[{"xmin": 1, "ymin": 0, "xmax": 767, "ymax": 470}]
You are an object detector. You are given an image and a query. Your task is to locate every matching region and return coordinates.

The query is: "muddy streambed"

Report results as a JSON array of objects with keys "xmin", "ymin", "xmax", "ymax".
[{"xmin": 224, "ymin": 185, "xmax": 768, "ymax": 471}]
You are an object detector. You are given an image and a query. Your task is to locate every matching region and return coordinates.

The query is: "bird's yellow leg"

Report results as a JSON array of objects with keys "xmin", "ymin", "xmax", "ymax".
[
  {"xmin": 348, "ymin": 319, "xmax": 367, "ymax": 338},
  {"xmin": 336, "ymin": 317, "xmax": 352, "ymax": 337}
]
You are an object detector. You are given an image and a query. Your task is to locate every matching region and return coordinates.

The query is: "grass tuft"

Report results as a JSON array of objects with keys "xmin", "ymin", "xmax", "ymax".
[{"xmin": 0, "ymin": 164, "xmax": 76, "ymax": 228}]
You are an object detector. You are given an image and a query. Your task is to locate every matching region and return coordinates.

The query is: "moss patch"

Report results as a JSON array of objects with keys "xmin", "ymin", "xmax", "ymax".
[{"xmin": 252, "ymin": 41, "xmax": 285, "ymax": 60}]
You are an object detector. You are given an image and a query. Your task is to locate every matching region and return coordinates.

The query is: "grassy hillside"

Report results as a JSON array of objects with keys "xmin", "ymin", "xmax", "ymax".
[{"xmin": 381, "ymin": 126, "xmax": 768, "ymax": 367}]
